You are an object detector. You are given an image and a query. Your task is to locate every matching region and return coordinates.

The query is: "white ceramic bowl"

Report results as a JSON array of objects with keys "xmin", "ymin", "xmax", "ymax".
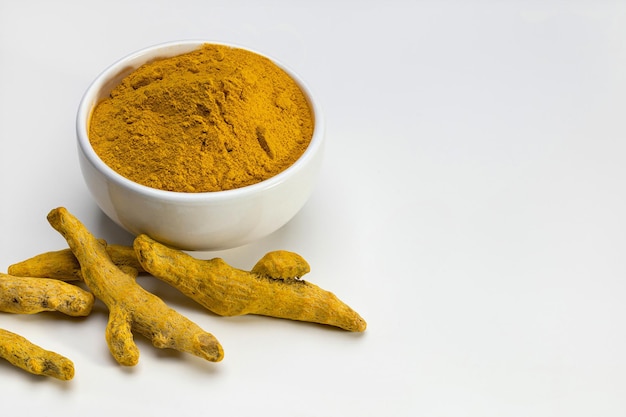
[{"xmin": 76, "ymin": 40, "xmax": 324, "ymax": 251}]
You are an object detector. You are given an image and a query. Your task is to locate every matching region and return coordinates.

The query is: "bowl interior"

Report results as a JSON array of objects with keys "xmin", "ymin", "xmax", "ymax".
[
  {"xmin": 78, "ymin": 40, "xmax": 323, "ymax": 202},
  {"xmin": 76, "ymin": 41, "xmax": 325, "ymax": 250}
]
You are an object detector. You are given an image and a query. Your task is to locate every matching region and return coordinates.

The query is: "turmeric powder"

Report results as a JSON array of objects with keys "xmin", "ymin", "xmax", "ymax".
[{"xmin": 89, "ymin": 44, "xmax": 314, "ymax": 192}]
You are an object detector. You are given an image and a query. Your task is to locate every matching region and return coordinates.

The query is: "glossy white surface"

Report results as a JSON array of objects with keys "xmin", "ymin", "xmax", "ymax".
[
  {"xmin": 1, "ymin": 1, "xmax": 626, "ymax": 416},
  {"xmin": 77, "ymin": 40, "xmax": 325, "ymax": 250}
]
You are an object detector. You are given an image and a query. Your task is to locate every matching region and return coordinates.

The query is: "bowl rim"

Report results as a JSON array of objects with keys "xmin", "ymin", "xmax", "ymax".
[{"xmin": 76, "ymin": 39, "xmax": 324, "ymax": 203}]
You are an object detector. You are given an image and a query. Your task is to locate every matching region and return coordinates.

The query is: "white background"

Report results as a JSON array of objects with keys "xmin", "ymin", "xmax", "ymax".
[{"xmin": 1, "ymin": 1, "xmax": 626, "ymax": 416}]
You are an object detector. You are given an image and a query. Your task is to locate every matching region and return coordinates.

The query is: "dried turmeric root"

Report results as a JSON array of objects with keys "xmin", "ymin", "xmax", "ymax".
[
  {"xmin": 0, "ymin": 273, "xmax": 91, "ymax": 380},
  {"xmin": 0, "ymin": 328, "xmax": 74, "ymax": 380},
  {"xmin": 8, "ymin": 244, "xmax": 143, "ymax": 282},
  {"xmin": 134, "ymin": 234, "xmax": 367, "ymax": 332},
  {"xmin": 47, "ymin": 207, "xmax": 224, "ymax": 366},
  {"xmin": 0, "ymin": 273, "xmax": 94, "ymax": 316}
]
